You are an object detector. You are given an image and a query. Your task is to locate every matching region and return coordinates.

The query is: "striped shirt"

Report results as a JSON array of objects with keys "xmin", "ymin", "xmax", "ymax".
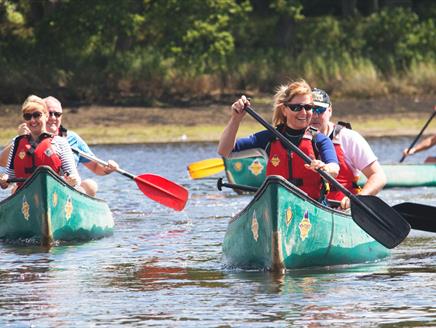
[{"xmin": 5, "ymin": 135, "xmax": 80, "ymax": 183}]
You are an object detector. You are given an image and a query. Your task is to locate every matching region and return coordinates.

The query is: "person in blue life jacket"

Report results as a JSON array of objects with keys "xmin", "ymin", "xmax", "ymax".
[
  {"xmin": 0, "ymin": 96, "xmax": 119, "ymax": 196},
  {"xmin": 218, "ymin": 79, "xmax": 339, "ymax": 202},
  {"xmin": 0, "ymin": 95, "xmax": 80, "ymax": 190}
]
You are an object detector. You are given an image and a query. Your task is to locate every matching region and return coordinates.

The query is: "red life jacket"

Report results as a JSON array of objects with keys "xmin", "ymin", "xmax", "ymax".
[
  {"xmin": 12, "ymin": 134, "xmax": 62, "ymax": 185},
  {"xmin": 266, "ymin": 127, "xmax": 324, "ymax": 200},
  {"xmin": 327, "ymin": 123, "xmax": 360, "ymax": 201}
]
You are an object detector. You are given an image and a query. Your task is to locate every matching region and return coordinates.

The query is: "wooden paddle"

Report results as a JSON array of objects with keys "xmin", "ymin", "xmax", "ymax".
[
  {"xmin": 400, "ymin": 107, "xmax": 436, "ymax": 163},
  {"xmin": 72, "ymin": 148, "xmax": 188, "ymax": 211},
  {"xmin": 244, "ymin": 105, "xmax": 410, "ymax": 248},
  {"xmin": 187, "ymin": 157, "xmax": 224, "ymax": 179}
]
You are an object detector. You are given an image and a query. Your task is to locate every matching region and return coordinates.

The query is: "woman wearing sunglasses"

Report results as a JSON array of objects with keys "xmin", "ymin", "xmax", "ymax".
[
  {"xmin": 218, "ymin": 79, "xmax": 339, "ymax": 203},
  {"xmin": 0, "ymin": 96, "xmax": 119, "ymax": 196},
  {"xmin": 310, "ymin": 88, "xmax": 386, "ymax": 209},
  {"xmin": 0, "ymin": 95, "xmax": 80, "ymax": 190}
]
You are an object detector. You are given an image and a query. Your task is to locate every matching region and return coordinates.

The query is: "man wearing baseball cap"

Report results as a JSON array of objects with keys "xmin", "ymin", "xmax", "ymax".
[{"xmin": 310, "ymin": 88, "xmax": 386, "ymax": 209}]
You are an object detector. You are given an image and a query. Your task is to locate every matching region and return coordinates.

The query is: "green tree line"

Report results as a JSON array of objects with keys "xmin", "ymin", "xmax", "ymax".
[{"xmin": 1, "ymin": 0, "xmax": 435, "ymax": 105}]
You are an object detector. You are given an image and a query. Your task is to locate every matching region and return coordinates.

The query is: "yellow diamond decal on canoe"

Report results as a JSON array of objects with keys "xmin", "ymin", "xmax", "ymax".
[
  {"xmin": 270, "ymin": 155, "xmax": 280, "ymax": 167},
  {"xmin": 286, "ymin": 207, "xmax": 293, "ymax": 225},
  {"xmin": 233, "ymin": 161, "xmax": 243, "ymax": 172},
  {"xmin": 65, "ymin": 197, "xmax": 73, "ymax": 221},
  {"xmin": 248, "ymin": 160, "xmax": 264, "ymax": 176},
  {"xmin": 21, "ymin": 196, "xmax": 30, "ymax": 221},
  {"xmin": 251, "ymin": 211, "xmax": 259, "ymax": 242},
  {"xmin": 52, "ymin": 192, "xmax": 58, "ymax": 207},
  {"xmin": 299, "ymin": 210, "xmax": 312, "ymax": 241}
]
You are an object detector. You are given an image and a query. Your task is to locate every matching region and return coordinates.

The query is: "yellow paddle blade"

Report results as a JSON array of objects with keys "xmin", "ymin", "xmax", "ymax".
[{"xmin": 187, "ymin": 158, "xmax": 225, "ymax": 179}]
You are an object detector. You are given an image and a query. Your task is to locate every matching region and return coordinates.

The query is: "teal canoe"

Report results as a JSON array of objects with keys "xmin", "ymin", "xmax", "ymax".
[
  {"xmin": 222, "ymin": 175, "xmax": 390, "ymax": 271},
  {"xmin": 223, "ymin": 148, "xmax": 267, "ymax": 192},
  {"xmin": 224, "ymin": 149, "xmax": 436, "ymax": 189},
  {"xmin": 357, "ymin": 163, "xmax": 436, "ymax": 188},
  {"xmin": 0, "ymin": 166, "xmax": 114, "ymax": 245}
]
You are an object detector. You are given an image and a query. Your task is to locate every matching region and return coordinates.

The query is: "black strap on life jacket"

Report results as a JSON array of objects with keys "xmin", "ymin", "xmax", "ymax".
[{"xmin": 59, "ymin": 125, "xmax": 68, "ymax": 137}]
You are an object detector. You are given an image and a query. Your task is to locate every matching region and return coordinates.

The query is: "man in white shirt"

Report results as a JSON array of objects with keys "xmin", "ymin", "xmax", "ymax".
[{"xmin": 310, "ymin": 88, "xmax": 386, "ymax": 209}]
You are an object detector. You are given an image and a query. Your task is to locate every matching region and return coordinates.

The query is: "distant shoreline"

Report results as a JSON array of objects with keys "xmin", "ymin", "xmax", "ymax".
[{"xmin": 1, "ymin": 95, "xmax": 435, "ymax": 145}]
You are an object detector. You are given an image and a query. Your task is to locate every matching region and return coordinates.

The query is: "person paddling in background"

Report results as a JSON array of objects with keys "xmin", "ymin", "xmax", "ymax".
[
  {"xmin": 0, "ymin": 96, "xmax": 119, "ymax": 196},
  {"xmin": 403, "ymin": 134, "xmax": 436, "ymax": 163},
  {"xmin": 218, "ymin": 79, "xmax": 339, "ymax": 203},
  {"xmin": 0, "ymin": 95, "xmax": 80, "ymax": 190},
  {"xmin": 309, "ymin": 88, "xmax": 386, "ymax": 209}
]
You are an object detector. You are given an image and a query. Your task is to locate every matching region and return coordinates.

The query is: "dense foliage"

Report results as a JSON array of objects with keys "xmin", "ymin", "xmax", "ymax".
[{"xmin": 0, "ymin": 0, "xmax": 435, "ymax": 104}]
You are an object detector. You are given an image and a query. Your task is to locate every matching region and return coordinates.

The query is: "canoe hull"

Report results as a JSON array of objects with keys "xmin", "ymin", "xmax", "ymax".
[
  {"xmin": 358, "ymin": 164, "xmax": 436, "ymax": 187},
  {"xmin": 222, "ymin": 175, "xmax": 389, "ymax": 271},
  {"xmin": 0, "ymin": 166, "xmax": 114, "ymax": 245}
]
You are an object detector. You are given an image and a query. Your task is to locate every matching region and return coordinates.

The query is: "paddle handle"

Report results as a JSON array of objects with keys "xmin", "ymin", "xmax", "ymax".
[
  {"xmin": 7, "ymin": 178, "xmax": 26, "ymax": 183},
  {"xmin": 399, "ymin": 109, "xmax": 436, "ymax": 163},
  {"xmin": 217, "ymin": 178, "xmax": 258, "ymax": 192},
  {"xmin": 71, "ymin": 148, "xmax": 135, "ymax": 179}
]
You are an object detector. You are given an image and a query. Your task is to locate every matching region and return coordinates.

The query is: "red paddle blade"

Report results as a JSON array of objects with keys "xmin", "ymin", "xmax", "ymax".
[{"xmin": 134, "ymin": 174, "xmax": 188, "ymax": 211}]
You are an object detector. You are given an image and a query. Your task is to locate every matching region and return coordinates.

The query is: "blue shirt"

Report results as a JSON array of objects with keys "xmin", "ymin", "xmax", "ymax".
[
  {"xmin": 234, "ymin": 127, "xmax": 338, "ymax": 165},
  {"xmin": 66, "ymin": 130, "xmax": 94, "ymax": 166}
]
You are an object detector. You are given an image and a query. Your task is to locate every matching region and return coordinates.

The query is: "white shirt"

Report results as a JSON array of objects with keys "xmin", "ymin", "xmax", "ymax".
[{"xmin": 330, "ymin": 124, "xmax": 377, "ymax": 176}]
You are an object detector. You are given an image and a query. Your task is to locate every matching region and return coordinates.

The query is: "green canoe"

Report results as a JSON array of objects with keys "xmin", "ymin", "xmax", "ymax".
[
  {"xmin": 223, "ymin": 148, "xmax": 267, "ymax": 192},
  {"xmin": 0, "ymin": 166, "xmax": 114, "ymax": 245},
  {"xmin": 222, "ymin": 175, "xmax": 390, "ymax": 271},
  {"xmin": 224, "ymin": 149, "xmax": 436, "ymax": 189},
  {"xmin": 357, "ymin": 163, "xmax": 436, "ymax": 188}
]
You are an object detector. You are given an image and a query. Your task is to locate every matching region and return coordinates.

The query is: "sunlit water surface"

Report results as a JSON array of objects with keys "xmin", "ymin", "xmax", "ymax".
[{"xmin": 0, "ymin": 137, "xmax": 434, "ymax": 327}]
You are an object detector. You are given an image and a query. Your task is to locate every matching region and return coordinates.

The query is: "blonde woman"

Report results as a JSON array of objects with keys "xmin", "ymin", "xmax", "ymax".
[
  {"xmin": 218, "ymin": 79, "xmax": 339, "ymax": 202},
  {"xmin": 0, "ymin": 95, "xmax": 80, "ymax": 190}
]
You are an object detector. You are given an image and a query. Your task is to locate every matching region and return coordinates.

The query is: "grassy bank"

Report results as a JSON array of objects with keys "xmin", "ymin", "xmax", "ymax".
[
  {"xmin": 1, "ymin": 95, "xmax": 435, "ymax": 146},
  {"xmin": 1, "ymin": 114, "xmax": 434, "ymax": 146}
]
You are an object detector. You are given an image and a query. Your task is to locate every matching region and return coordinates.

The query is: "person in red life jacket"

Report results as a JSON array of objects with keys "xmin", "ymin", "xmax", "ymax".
[
  {"xmin": 218, "ymin": 79, "xmax": 339, "ymax": 202},
  {"xmin": 0, "ymin": 95, "xmax": 80, "ymax": 190},
  {"xmin": 0, "ymin": 96, "xmax": 119, "ymax": 196},
  {"xmin": 309, "ymin": 88, "xmax": 386, "ymax": 209}
]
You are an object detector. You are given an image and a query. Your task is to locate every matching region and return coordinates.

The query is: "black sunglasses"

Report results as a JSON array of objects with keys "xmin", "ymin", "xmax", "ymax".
[
  {"xmin": 49, "ymin": 111, "xmax": 62, "ymax": 118},
  {"xmin": 284, "ymin": 103, "xmax": 314, "ymax": 112},
  {"xmin": 23, "ymin": 112, "xmax": 43, "ymax": 120},
  {"xmin": 313, "ymin": 106, "xmax": 327, "ymax": 115}
]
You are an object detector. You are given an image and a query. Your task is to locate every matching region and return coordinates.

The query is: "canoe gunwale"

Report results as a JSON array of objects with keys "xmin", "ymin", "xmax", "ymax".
[
  {"xmin": 0, "ymin": 166, "xmax": 108, "ymax": 206},
  {"xmin": 229, "ymin": 175, "xmax": 350, "ymax": 225}
]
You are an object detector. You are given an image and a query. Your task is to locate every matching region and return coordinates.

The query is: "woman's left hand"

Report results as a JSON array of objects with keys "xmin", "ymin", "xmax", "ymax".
[
  {"xmin": 340, "ymin": 196, "xmax": 351, "ymax": 209},
  {"xmin": 304, "ymin": 159, "xmax": 325, "ymax": 172}
]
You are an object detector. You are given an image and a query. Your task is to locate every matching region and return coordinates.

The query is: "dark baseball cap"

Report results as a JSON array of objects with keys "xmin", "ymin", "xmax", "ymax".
[{"xmin": 312, "ymin": 88, "xmax": 331, "ymax": 108}]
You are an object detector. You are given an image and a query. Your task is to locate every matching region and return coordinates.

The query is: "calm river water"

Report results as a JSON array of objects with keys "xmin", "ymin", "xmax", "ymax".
[{"xmin": 0, "ymin": 137, "xmax": 435, "ymax": 327}]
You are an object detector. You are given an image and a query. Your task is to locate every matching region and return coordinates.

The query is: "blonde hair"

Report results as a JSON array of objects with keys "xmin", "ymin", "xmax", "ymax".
[
  {"xmin": 22, "ymin": 95, "xmax": 48, "ymax": 115},
  {"xmin": 272, "ymin": 79, "xmax": 312, "ymax": 126}
]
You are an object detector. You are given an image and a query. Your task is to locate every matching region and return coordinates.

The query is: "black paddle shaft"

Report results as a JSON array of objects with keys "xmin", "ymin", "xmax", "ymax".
[
  {"xmin": 244, "ymin": 106, "xmax": 410, "ymax": 248},
  {"xmin": 399, "ymin": 110, "xmax": 436, "ymax": 163},
  {"xmin": 217, "ymin": 178, "xmax": 258, "ymax": 192}
]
